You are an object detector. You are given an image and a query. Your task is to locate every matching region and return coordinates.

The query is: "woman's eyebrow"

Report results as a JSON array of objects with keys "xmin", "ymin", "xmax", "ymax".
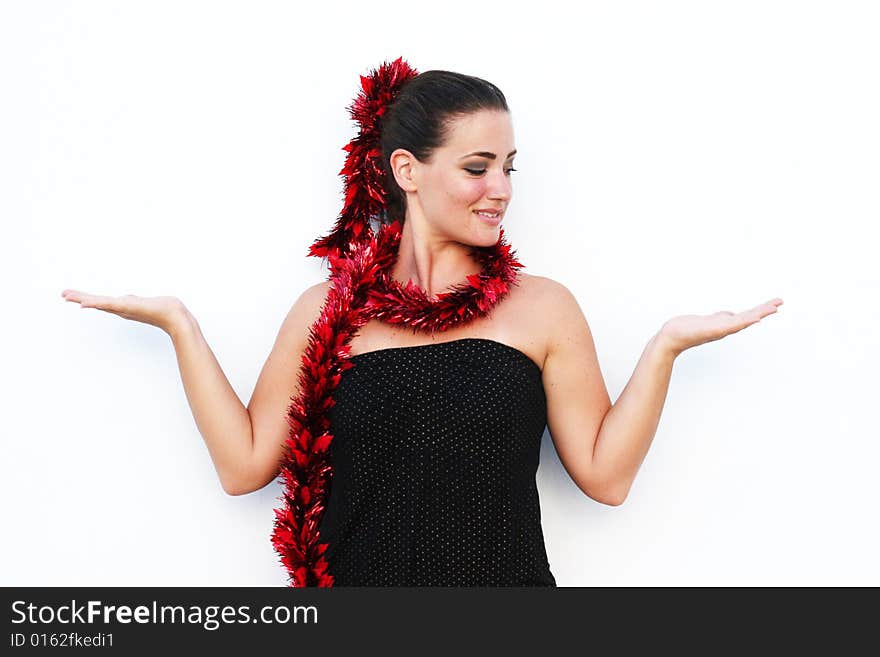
[{"xmin": 459, "ymin": 149, "xmax": 517, "ymax": 160}]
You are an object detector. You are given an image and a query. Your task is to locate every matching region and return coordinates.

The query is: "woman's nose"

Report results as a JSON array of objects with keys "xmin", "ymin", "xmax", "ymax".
[{"xmin": 488, "ymin": 171, "xmax": 512, "ymax": 201}]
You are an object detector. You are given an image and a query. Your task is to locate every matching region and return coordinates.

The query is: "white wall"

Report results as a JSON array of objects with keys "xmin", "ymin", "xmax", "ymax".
[{"xmin": 2, "ymin": 0, "xmax": 877, "ymax": 586}]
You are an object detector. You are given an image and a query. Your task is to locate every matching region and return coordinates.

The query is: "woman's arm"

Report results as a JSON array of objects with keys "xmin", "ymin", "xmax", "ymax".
[
  {"xmin": 539, "ymin": 279, "xmax": 614, "ymax": 504},
  {"xmin": 588, "ymin": 297, "xmax": 782, "ymax": 503},
  {"xmin": 167, "ymin": 309, "xmax": 256, "ymax": 495},
  {"xmin": 62, "ymin": 283, "xmax": 331, "ymax": 496},
  {"xmin": 168, "ymin": 281, "xmax": 330, "ymax": 496},
  {"xmin": 541, "ymin": 278, "xmax": 782, "ymax": 506},
  {"xmin": 540, "ymin": 286, "xmax": 677, "ymax": 506},
  {"xmin": 587, "ymin": 331, "xmax": 677, "ymax": 505},
  {"xmin": 242, "ymin": 281, "xmax": 330, "ymax": 495}
]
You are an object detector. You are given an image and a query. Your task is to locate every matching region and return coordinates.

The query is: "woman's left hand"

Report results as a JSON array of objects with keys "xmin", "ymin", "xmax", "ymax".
[{"xmin": 659, "ymin": 297, "xmax": 784, "ymax": 358}]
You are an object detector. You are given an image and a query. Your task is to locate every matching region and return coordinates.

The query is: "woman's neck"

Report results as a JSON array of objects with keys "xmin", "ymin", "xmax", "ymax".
[{"xmin": 390, "ymin": 219, "xmax": 482, "ymax": 300}]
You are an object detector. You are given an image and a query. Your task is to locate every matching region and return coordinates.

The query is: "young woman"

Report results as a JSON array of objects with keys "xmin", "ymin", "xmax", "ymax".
[{"xmin": 61, "ymin": 63, "xmax": 783, "ymax": 587}]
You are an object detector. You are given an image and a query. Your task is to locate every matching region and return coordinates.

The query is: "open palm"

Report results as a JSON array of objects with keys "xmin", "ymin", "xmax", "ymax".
[
  {"xmin": 661, "ymin": 297, "xmax": 784, "ymax": 357},
  {"xmin": 61, "ymin": 288, "xmax": 183, "ymax": 334}
]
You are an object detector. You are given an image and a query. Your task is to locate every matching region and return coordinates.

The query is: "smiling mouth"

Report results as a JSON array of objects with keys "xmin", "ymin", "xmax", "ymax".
[{"xmin": 474, "ymin": 211, "xmax": 502, "ymax": 228}]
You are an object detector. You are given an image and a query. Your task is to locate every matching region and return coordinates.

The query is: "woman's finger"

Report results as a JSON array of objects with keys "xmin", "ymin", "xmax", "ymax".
[
  {"xmin": 82, "ymin": 294, "xmax": 122, "ymax": 311},
  {"xmin": 754, "ymin": 299, "xmax": 783, "ymax": 320},
  {"xmin": 61, "ymin": 289, "xmax": 92, "ymax": 305},
  {"xmin": 62, "ymin": 289, "xmax": 126, "ymax": 314},
  {"xmin": 61, "ymin": 289, "xmax": 91, "ymax": 307}
]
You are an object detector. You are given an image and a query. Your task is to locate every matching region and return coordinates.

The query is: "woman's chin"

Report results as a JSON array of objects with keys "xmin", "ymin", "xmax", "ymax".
[{"xmin": 472, "ymin": 226, "xmax": 502, "ymax": 248}]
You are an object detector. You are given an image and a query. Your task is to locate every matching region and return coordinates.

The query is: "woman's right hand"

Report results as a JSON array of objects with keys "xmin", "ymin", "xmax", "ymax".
[{"xmin": 61, "ymin": 289, "xmax": 187, "ymax": 335}]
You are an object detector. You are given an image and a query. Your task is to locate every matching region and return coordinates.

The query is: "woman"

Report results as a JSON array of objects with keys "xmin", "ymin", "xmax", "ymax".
[{"xmin": 60, "ymin": 61, "xmax": 783, "ymax": 587}]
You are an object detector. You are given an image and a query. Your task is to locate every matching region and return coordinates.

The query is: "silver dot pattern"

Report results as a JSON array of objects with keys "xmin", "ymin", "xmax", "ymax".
[{"xmin": 319, "ymin": 338, "xmax": 556, "ymax": 586}]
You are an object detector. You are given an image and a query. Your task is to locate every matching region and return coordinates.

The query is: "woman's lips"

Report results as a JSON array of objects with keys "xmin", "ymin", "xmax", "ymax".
[{"xmin": 474, "ymin": 210, "xmax": 502, "ymax": 226}]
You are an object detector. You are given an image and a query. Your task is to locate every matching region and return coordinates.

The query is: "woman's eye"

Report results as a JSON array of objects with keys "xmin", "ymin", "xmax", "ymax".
[{"xmin": 465, "ymin": 168, "xmax": 517, "ymax": 176}]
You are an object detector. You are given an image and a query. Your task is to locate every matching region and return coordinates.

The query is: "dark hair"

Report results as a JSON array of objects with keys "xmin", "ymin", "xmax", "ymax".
[{"xmin": 378, "ymin": 70, "xmax": 509, "ymax": 224}]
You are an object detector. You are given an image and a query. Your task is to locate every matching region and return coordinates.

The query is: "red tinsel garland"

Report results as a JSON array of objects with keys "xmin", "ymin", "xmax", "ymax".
[{"xmin": 270, "ymin": 57, "xmax": 525, "ymax": 587}]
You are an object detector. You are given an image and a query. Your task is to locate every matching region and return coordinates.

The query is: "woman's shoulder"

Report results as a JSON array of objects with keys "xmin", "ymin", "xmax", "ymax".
[
  {"xmin": 310, "ymin": 279, "xmax": 333, "ymax": 296},
  {"xmin": 517, "ymin": 272, "xmax": 574, "ymax": 300},
  {"xmin": 514, "ymin": 273, "xmax": 585, "ymax": 333},
  {"xmin": 294, "ymin": 280, "xmax": 332, "ymax": 307},
  {"xmin": 505, "ymin": 273, "xmax": 581, "ymax": 355}
]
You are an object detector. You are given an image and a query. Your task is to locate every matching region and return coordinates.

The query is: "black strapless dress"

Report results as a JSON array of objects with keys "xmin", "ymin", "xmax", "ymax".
[{"xmin": 318, "ymin": 337, "xmax": 556, "ymax": 586}]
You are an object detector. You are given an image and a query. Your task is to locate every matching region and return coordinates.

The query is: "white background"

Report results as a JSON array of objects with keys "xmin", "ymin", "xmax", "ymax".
[{"xmin": 2, "ymin": 0, "xmax": 878, "ymax": 586}]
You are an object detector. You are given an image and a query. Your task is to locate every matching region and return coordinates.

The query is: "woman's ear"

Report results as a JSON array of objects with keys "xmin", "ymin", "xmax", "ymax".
[{"xmin": 390, "ymin": 148, "xmax": 417, "ymax": 193}]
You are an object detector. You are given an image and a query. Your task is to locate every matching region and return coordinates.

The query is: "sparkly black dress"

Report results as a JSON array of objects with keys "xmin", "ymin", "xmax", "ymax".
[{"xmin": 318, "ymin": 337, "xmax": 556, "ymax": 586}]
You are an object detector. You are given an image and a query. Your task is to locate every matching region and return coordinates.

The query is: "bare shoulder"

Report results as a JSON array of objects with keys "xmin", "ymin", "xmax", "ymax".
[
  {"xmin": 300, "ymin": 279, "xmax": 332, "ymax": 307},
  {"xmin": 282, "ymin": 280, "xmax": 331, "ymax": 331},
  {"xmin": 269, "ymin": 278, "xmax": 332, "ymax": 369},
  {"xmin": 517, "ymin": 272, "xmax": 573, "ymax": 300},
  {"xmin": 515, "ymin": 273, "xmax": 584, "ymax": 343},
  {"xmin": 505, "ymin": 273, "xmax": 586, "ymax": 368}
]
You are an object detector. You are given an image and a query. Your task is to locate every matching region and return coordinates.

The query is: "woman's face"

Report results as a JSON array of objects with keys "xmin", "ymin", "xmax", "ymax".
[{"xmin": 394, "ymin": 109, "xmax": 516, "ymax": 247}]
